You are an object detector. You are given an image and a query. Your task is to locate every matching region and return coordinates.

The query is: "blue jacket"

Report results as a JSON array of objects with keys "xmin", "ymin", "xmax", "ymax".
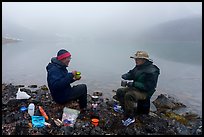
[{"xmin": 46, "ymin": 57, "xmax": 75, "ymax": 103}]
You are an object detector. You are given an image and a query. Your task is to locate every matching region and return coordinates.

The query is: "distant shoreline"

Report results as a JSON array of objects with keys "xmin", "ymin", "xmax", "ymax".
[{"xmin": 2, "ymin": 37, "xmax": 21, "ymax": 45}]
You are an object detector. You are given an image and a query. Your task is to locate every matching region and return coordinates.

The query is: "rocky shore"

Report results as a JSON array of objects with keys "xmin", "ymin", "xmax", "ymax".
[{"xmin": 2, "ymin": 83, "xmax": 202, "ymax": 135}]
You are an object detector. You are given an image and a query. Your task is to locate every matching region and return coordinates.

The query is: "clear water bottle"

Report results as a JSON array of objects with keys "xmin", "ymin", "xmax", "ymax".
[{"xmin": 28, "ymin": 103, "xmax": 35, "ymax": 116}]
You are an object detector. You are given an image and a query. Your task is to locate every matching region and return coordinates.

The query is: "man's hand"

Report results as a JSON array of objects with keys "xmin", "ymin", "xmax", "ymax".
[
  {"xmin": 72, "ymin": 70, "xmax": 77, "ymax": 76},
  {"xmin": 122, "ymin": 74, "xmax": 128, "ymax": 80},
  {"xmin": 72, "ymin": 70, "xmax": 81, "ymax": 81},
  {"xmin": 127, "ymin": 82, "xmax": 133, "ymax": 87}
]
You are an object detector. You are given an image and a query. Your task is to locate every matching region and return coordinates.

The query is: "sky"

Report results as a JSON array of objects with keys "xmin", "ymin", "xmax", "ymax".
[{"xmin": 2, "ymin": 2, "xmax": 202, "ymax": 36}]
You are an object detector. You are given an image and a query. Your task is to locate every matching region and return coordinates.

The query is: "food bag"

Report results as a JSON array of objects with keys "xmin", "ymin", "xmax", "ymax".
[{"xmin": 61, "ymin": 107, "xmax": 80, "ymax": 127}]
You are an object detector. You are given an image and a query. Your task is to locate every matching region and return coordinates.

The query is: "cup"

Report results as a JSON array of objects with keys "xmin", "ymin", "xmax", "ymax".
[
  {"xmin": 75, "ymin": 72, "xmax": 81, "ymax": 79},
  {"xmin": 91, "ymin": 118, "xmax": 99, "ymax": 126},
  {"xmin": 92, "ymin": 95, "xmax": 99, "ymax": 103}
]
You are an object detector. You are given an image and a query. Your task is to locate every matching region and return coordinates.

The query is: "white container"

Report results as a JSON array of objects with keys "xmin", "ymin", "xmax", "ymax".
[{"xmin": 28, "ymin": 103, "xmax": 35, "ymax": 116}]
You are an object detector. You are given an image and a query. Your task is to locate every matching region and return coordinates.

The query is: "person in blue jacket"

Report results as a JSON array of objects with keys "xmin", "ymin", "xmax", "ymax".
[{"xmin": 46, "ymin": 49, "xmax": 87, "ymax": 110}]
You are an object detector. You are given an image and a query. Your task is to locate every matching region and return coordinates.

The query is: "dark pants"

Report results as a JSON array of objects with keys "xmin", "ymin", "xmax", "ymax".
[
  {"xmin": 116, "ymin": 87, "xmax": 150, "ymax": 117},
  {"xmin": 57, "ymin": 84, "xmax": 87, "ymax": 109},
  {"xmin": 137, "ymin": 98, "xmax": 150, "ymax": 115}
]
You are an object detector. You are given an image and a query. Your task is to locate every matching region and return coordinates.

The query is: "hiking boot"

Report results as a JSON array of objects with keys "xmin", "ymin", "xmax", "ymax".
[
  {"xmin": 113, "ymin": 104, "xmax": 124, "ymax": 113},
  {"xmin": 122, "ymin": 117, "xmax": 135, "ymax": 126}
]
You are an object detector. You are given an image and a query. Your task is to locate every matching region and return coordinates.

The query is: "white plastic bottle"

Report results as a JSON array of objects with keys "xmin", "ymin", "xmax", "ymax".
[{"xmin": 28, "ymin": 103, "xmax": 35, "ymax": 116}]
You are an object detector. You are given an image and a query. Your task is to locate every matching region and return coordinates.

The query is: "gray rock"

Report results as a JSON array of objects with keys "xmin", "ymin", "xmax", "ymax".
[
  {"xmin": 2, "ymin": 84, "xmax": 202, "ymax": 135},
  {"xmin": 153, "ymin": 94, "xmax": 186, "ymax": 110},
  {"xmin": 150, "ymin": 101, "xmax": 157, "ymax": 112},
  {"xmin": 28, "ymin": 85, "xmax": 38, "ymax": 88},
  {"xmin": 195, "ymin": 126, "xmax": 202, "ymax": 135}
]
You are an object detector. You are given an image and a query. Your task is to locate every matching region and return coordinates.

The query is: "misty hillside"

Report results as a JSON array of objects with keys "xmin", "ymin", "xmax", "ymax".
[
  {"xmin": 142, "ymin": 16, "xmax": 202, "ymax": 42},
  {"xmin": 2, "ymin": 19, "xmax": 35, "ymax": 40},
  {"xmin": 2, "ymin": 19, "xmax": 56, "ymax": 42}
]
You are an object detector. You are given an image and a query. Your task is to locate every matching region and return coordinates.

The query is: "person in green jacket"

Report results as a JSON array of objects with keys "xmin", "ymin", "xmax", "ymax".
[{"xmin": 114, "ymin": 51, "xmax": 160, "ymax": 126}]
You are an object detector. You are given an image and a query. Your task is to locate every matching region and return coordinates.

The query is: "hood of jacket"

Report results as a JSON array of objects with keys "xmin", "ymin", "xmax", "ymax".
[{"xmin": 46, "ymin": 57, "xmax": 67, "ymax": 71}]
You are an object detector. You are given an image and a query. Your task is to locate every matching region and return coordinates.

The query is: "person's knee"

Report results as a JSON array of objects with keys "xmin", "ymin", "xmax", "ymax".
[
  {"xmin": 80, "ymin": 84, "xmax": 87, "ymax": 95},
  {"xmin": 116, "ymin": 88, "xmax": 123, "ymax": 97},
  {"xmin": 116, "ymin": 90, "xmax": 120, "ymax": 97},
  {"xmin": 124, "ymin": 92, "xmax": 134, "ymax": 100}
]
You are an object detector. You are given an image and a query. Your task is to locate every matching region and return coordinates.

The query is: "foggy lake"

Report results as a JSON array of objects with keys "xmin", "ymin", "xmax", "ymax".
[{"xmin": 2, "ymin": 40, "xmax": 202, "ymax": 116}]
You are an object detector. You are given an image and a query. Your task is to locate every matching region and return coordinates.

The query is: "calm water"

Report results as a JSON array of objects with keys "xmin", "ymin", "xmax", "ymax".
[{"xmin": 2, "ymin": 40, "xmax": 202, "ymax": 116}]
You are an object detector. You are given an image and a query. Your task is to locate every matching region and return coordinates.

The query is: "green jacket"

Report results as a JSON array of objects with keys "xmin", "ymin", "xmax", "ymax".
[{"xmin": 122, "ymin": 60, "xmax": 160, "ymax": 98}]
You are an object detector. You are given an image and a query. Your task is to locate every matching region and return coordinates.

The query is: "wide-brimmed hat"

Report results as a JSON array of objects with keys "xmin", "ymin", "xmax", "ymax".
[{"xmin": 130, "ymin": 51, "xmax": 152, "ymax": 61}]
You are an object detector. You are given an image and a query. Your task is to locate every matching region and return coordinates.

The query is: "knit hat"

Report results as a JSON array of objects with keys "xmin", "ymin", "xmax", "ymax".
[{"xmin": 57, "ymin": 49, "xmax": 71, "ymax": 60}]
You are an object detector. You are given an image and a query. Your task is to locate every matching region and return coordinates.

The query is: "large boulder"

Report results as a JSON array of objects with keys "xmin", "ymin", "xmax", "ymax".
[{"xmin": 152, "ymin": 94, "xmax": 186, "ymax": 110}]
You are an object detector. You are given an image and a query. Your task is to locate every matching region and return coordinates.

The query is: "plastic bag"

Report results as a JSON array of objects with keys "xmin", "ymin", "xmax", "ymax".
[
  {"xmin": 16, "ymin": 88, "xmax": 31, "ymax": 99},
  {"xmin": 61, "ymin": 107, "xmax": 80, "ymax": 127}
]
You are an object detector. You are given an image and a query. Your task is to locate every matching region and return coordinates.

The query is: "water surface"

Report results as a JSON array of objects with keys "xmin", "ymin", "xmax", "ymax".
[{"xmin": 2, "ymin": 40, "xmax": 202, "ymax": 116}]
